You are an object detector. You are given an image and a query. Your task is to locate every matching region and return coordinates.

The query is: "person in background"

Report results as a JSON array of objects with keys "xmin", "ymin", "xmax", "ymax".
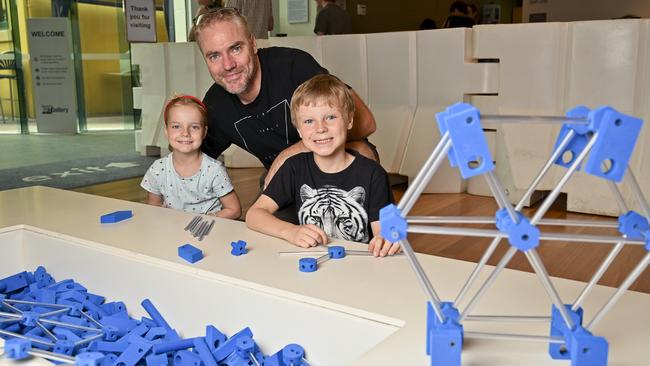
[
  {"xmin": 246, "ymin": 75, "xmax": 399, "ymax": 257},
  {"xmin": 226, "ymin": 0, "xmax": 274, "ymax": 39},
  {"xmin": 141, "ymin": 95, "xmax": 241, "ymax": 219},
  {"xmin": 467, "ymin": 3, "xmax": 479, "ymax": 24},
  {"xmin": 443, "ymin": 0, "xmax": 475, "ymax": 28},
  {"xmin": 419, "ymin": 18, "xmax": 437, "ymax": 30},
  {"xmin": 314, "ymin": 0, "xmax": 351, "ymax": 35}
]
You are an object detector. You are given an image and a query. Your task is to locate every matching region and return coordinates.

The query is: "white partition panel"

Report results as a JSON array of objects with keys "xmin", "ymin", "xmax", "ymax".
[
  {"xmin": 321, "ymin": 34, "xmax": 368, "ymax": 102},
  {"xmin": 269, "ymin": 36, "xmax": 322, "ymax": 64},
  {"xmin": 365, "ymin": 31, "xmax": 417, "ymax": 173}
]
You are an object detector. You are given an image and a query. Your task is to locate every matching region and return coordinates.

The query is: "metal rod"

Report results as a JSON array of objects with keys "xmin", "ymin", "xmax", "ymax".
[
  {"xmin": 607, "ymin": 181, "xmax": 628, "ymax": 213},
  {"xmin": 74, "ymin": 332, "xmax": 105, "ymax": 347},
  {"xmin": 0, "ymin": 318, "xmax": 19, "ymax": 324},
  {"xmin": 480, "ymin": 114, "xmax": 588, "ymax": 125},
  {"xmin": 205, "ymin": 219, "xmax": 216, "ymax": 235},
  {"xmin": 525, "ymin": 249, "xmax": 574, "ymax": 330},
  {"xmin": 460, "ymin": 246, "xmax": 517, "ymax": 321},
  {"xmin": 39, "ymin": 318, "xmax": 103, "ymax": 332},
  {"xmin": 573, "ymin": 241, "xmax": 625, "ymax": 311},
  {"xmin": 464, "ymin": 331, "xmax": 565, "ymax": 344},
  {"xmin": 398, "ymin": 133, "xmax": 452, "ymax": 216},
  {"xmin": 189, "ymin": 217, "xmax": 203, "ymax": 232},
  {"xmin": 315, "ymin": 253, "xmax": 330, "ymax": 265},
  {"xmin": 35, "ymin": 321, "xmax": 58, "ymax": 342},
  {"xmin": 249, "ymin": 352, "xmax": 261, "ymax": 366},
  {"xmin": 79, "ymin": 310, "xmax": 104, "ymax": 329},
  {"xmin": 626, "ymin": 168, "xmax": 650, "ymax": 218},
  {"xmin": 29, "ymin": 349, "xmax": 76, "ymax": 364},
  {"xmin": 199, "ymin": 220, "xmax": 215, "ymax": 241},
  {"xmin": 587, "ymin": 252, "xmax": 650, "ymax": 331},
  {"xmin": 184, "ymin": 216, "xmax": 201, "ymax": 231},
  {"xmin": 39, "ymin": 308, "xmax": 70, "ymax": 318},
  {"xmin": 407, "ymin": 216, "xmax": 618, "ymax": 228},
  {"xmin": 0, "ymin": 311, "xmax": 21, "ymax": 318},
  {"xmin": 465, "ymin": 315, "xmax": 551, "ymax": 323},
  {"xmin": 531, "ymin": 132, "xmax": 598, "ymax": 225},
  {"xmin": 2, "ymin": 301, "xmax": 24, "ymax": 314},
  {"xmin": 194, "ymin": 221, "xmax": 207, "ymax": 238},
  {"xmin": 0, "ymin": 329, "xmax": 55, "ymax": 347},
  {"xmin": 399, "ymin": 238, "xmax": 446, "ymax": 323},
  {"xmin": 486, "ymin": 171, "xmax": 519, "ymax": 223},
  {"xmin": 3, "ymin": 299, "xmax": 69, "ymax": 308}
]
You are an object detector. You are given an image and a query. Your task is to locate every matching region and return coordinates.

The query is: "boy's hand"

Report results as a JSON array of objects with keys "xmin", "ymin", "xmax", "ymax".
[
  {"xmin": 368, "ymin": 235, "xmax": 401, "ymax": 257},
  {"xmin": 285, "ymin": 224, "xmax": 329, "ymax": 248}
]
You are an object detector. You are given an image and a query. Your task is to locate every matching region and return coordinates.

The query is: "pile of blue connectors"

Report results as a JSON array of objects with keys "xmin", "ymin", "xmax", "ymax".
[{"xmin": 0, "ymin": 267, "xmax": 309, "ymax": 366}]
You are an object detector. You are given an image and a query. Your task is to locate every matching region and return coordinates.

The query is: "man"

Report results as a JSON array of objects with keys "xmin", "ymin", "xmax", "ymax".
[
  {"xmin": 193, "ymin": 8, "xmax": 376, "ymax": 188},
  {"xmin": 314, "ymin": 0, "xmax": 351, "ymax": 35}
]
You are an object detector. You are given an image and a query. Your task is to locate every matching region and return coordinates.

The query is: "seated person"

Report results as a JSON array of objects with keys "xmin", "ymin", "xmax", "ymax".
[
  {"xmin": 246, "ymin": 75, "xmax": 400, "ymax": 257},
  {"xmin": 141, "ymin": 95, "xmax": 241, "ymax": 219}
]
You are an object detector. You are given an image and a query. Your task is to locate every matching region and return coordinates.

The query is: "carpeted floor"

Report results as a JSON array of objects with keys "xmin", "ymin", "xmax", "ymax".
[{"xmin": 0, "ymin": 132, "xmax": 157, "ymax": 190}]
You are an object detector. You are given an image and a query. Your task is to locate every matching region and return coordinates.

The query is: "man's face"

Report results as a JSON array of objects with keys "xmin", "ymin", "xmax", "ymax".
[{"xmin": 198, "ymin": 20, "xmax": 258, "ymax": 96}]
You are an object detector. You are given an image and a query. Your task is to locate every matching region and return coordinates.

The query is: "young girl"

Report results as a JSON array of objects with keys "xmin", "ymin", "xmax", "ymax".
[{"xmin": 141, "ymin": 95, "xmax": 241, "ymax": 219}]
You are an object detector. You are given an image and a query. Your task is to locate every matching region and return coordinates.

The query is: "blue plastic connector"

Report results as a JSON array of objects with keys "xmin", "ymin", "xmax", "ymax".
[
  {"xmin": 141, "ymin": 299, "xmax": 173, "ymax": 331},
  {"xmin": 282, "ymin": 344, "xmax": 305, "ymax": 365},
  {"xmin": 566, "ymin": 326, "xmax": 609, "ymax": 366},
  {"xmin": 583, "ymin": 106, "xmax": 643, "ymax": 182},
  {"xmin": 5, "ymin": 338, "xmax": 32, "ymax": 360},
  {"xmin": 205, "ymin": 325, "xmax": 227, "ymax": 352},
  {"xmin": 212, "ymin": 327, "xmax": 253, "ymax": 362},
  {"xmin": 495, "ymin": 208, "xmax": 540, "ymax": 252},
  {"xmin": 75, "ymin": 352, "xmax": 105, "ymax": 366},
  {"xmin": 426, "ymin": 302, "xmax": 463, "ymax": 366},
  {"xmin": 100, "ymin": 210, "xmax": 133, "ymax": 224},
  {"xmin": 20, "ymin": 311, "xmax": 40, "ymax": 326},
  {"xmin": 53, "ymin": 339, "xmax": 75, "ymax": 355},
  {"xmin": 379, "ymin": 204, "xmax": 407, "ymax": 243},
  {"xmin": 328, "ymin": 246, "xmax": 346, "ymax": 259},
  {"xmin": 299, "ymin": 258, "xmax": 318, "ymax": 272},
  {"xmin": 152, "ymin": 337, "xmax": 196, "ymax": 354},
  {"xmin": 553, "ymin": 106, "xmax": 591, "ymax": 169},
  {"xmin": 34, "ymin": 266, "xmax": 55, "ymax": 288},
  {"xmin": 178, "ymin": 244, "xmax": 203, "ymax": 263},
  {"xmin": 145, "ymin": 353, "xmax": 168, "ymax": 366},
  {"xmin": 0, "ymin": 271, "xmax": 32, "ymax": 293},
  {"xmin": 549, "ymin": 304, "xmax": 584, "ymax": 360},
  {"xmin": 193, "ymin": 337, "xmax": 219, "ymax": 366},
  {"xmin": 174, "ymin": 350, "xmax": 202, "ymax": 366},
  {"xmin": 617, "ymin": 211, "xmax": 650, "ymax": 240},
  {"xmin": 230, "ymin": 240, "xmax": 248, "ymax": 256},
  {"xmin": 435, "ymin": 103, "xmax": 494, "ymax": 178},
  {"xmin": 111, "ymin": 342, "xmax": 152, "ymax": 366}
]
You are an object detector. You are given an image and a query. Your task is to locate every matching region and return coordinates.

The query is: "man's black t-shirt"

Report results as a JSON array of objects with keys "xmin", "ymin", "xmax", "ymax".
[
  {"xmin": 201, "ymin": 47, "xmax": 328, "ymax": 168},
  {"xmin": 263, "ymin": 151, "xmax": 394, "ymax": 243}
]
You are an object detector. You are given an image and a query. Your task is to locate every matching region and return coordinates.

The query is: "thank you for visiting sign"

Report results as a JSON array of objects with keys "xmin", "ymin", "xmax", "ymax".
[
  {"xmin": 124, "ymin": 0, "xmax": 157, "ymax": 43},
  {"xmin": 27, "ymin": 17, "xmax": 78, "ymax": 134}
]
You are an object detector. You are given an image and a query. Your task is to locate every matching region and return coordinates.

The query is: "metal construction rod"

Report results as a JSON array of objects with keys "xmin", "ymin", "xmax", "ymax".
[
  {"xmin": 74, "ymin": 332, "xmax": 105, "ymax": 347},
  {"xmin": 455, "ymin": 130, "xmax": 577, "ymax": 305},
  {"xmin": 0, "ymin": 318, "xmax": 19, "ymax": 323},
  {"xmin": 79, "ymin": 310, "xmax": 104, "ymax": 329},
  {"xmin": 35, "ymin": 321, "xmax": 58, "ymax": 342},
  {"xmin": 460, "ymin": 246, "xmax": 518, "ymax": 321},
  {"xmin": 39, "ymin": 318, "xmax": 103, "ymax": 332},
  {"xmin": 626, "ymin": 168, "xmax": 650, "ymax": 218},
  {"xmin": 249, "ymin": 352, "xmax": 261, "ymax": 366},
  {"xmin": 399, "ymin": 238, "xmax": 446, "ymax": 323},
  {"xmin": 199, "ymin": 220, "xmax": 216, "ymax": 241},
  {"xmin": 0, "ymin": 311, "xmax": 21, "ymax": 319},
  {"xmin": 573, "ymin": 241, "xmax": 625, "ymax": 311},
  {"xmin": 3, "ymin": 299, "xmax": 68, "ymax": 308},
  {"xmin": 184, "ymin": 216, "xmax": 201, "ymax": 231},
  {"xmin": 480, "ymin": 114, "xmax": 588, "ymax": 125},
  {"xmin": 29, "ymin": 349, "xmax": 76, "ymax": 364},
  {"xmin": 0, "ymin": 329, "xmax": 55, "ymax": 347},
  {"xmin": 608, "ymin": 181, "xmax": 628, "ymax": 213},
  {"xmin": 465, "ymin": 315, "xmax": 550, "ymax": 323},
  {"xmin": 587, "ymin": 252, "xmax": 650, "ymax": 331},
  {"xmin": 398, "ymin": 132, "xmax": 452, "ymax": 216},
  {"xmin": 485, "ymin": 171, "xmax": 518, "ymax": 222},
  {"xmin": 407, "ymin": 216, "xmax": 618, "ymax": 228},
  {"xmin": 526, "ymin": 250, "xmax": 574, "ymax": 330},
  {"xmin": 2, "ymin": 302, "xmax": 23, "ymax": 314},
  {"xmin": 464, "ymin": 331, "xmax": 565, "ymax": 344},
  {"xmin": 315, "ymin": 254, "xmax": 330, "ymax": 265},
  {"xmin": 39, "ymin": 308, "xmax": 70, "ymax": 318}
]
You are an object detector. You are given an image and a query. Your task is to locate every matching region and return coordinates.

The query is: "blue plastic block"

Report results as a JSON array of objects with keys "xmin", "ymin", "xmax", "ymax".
[
  {"xmin": 34, "ymin": 266, "xmax": 55, "ymax": 288},
  {"xmin": 379, "ymin": 204, "xmax": 407, "ymax": 243},
  {"xmin": 426, "ymin": 302, "xmax": 463, "ymax": 366},
  {"xmin": 52, "ymin": 327, "xmax": 82, "ymax": 342},
  {"xmin": 193, "ymin": 337, "xmax": 219, "ymax": 366},
  {"xmin": 299, "ymin": 258, "xmax": 317, "ymax": 273},
  {"xmin": 495, "ymin": 208, "xmax": 540, "ymax": 252},
  {"xmin": 83, "ymin": 300, "xmax": 109, "ymax": 318},
  {"xmin": 83, "ymin": 292, "xmax": 106, "ymax": 306},
  {"xmin": 98, "ymin": 315, "xmax": 138, "ymax": 336},
  {"xmin": 212, "ymin": 327, "xmax": 253, "ymax": 362},
  {"xmin": 235, "ymin": 336, "xmax": 256, "ymax": 358},
  {"xmin": 617, "ymin": 211, "xmax": 650, "ymax": 240},
  {"xmin": 75, "ymin": 352, "xmax": 105, "ymax": 366},
  {"xmin": 583, "ymin": 106, "xmax": 643, "ymax": 182},
  {"xmin": 328, "ymin": 246, "xmax": 346, "ymax": 259},
  {"xmin": 553, "ymin": 106, "xmax": 591, "ymax": 169},
  {"xmin": 0, "ymin": 271, "xmax": 32, "ymax": 293},
  {"xmin": 53, "ymin": 339, "xmax": 75, "ymax": 355},
  {"xmin": 549, "ymin": 304, "xmax": 584, "ymax": 360},
  {"xmin": 282, "ymin": 344, "xmax": 305, "ymax": 365},
  {"xmin": 100, "ymin": 353, "xmax": 118, "ymax": 366},
  {"xmin": 101, "ymin": 301, "xmax": 126, "ymax": 315},
  {"xmin": 89, "ymin": 340, "xmax": 129, "ymax": 353},
  {"xmin": 178, "ymin": 244, "xmax": 204, "ymax": 263},
  {"xmin": 146, "ymin": 353, "xmax": 169, "ymax": 366},
  {"xmin": 100, "ymin": 210, "xmax": 133, "ymax": 224},
  {"xmin": 5, "ymin": 338, "xmax": 32, "ymax": 360},
  {"xmin": 112, "ymin": 342, "xmax": 153, "ymax": 366},
  {"xmin": 566, "ymin": 326, "xmax": 609, "ymax": 366},
  {"xmin": 145, "ymin": 327, "xmax": 167, "ymax": 341},
  {"xmin": 141, "ymin": 299, "xmax": 173, "ymax": 331},
  {"xmin": 34, "ymin": 289, "xmax": 56, "ymax": 304},
  {"xmin": 230, "ymin": 240, "xmax": 248, "ymax": 256},
  {"xmin": 140, "ymin": 316, "xmax": 158, "ymax": 328},
  {"xmin": 103, "ymin": 325, "xmax": 120, "ymax": 341},
  {"xmin": 49, "ymin": 279, "xmax": 86, "ymax": 293},
  {"xmin": 436, "ymin": 103, "xmax": 494, "ymax": 178},
  {"xmin": 152, "ymin": 338, "xmax": 197, "ymax": 354},
  {"xmin": 20, "ymin": 311, "xmax": 40, "ymax": 326},
  {"xmin": 205, "ymin": 325, "xmax": 227, "ymax": 352},
  {"xmin": 174, "ymin": 350, "xmax": 202, "ymax": 366}
]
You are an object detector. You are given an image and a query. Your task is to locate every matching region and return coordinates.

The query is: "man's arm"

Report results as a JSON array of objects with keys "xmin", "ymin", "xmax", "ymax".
[
  {"xmin": 264, "ymin": 140, "xmax": 309, "ymax": 189},
  {"xmin": 348, "ymin": 89, "xmax": 376, "ymax": 140}
]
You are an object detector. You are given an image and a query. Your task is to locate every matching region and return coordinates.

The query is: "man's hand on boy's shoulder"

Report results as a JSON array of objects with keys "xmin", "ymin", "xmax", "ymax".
[
  {"xmin": 264, "ymin": 141, "xmax": 310, "ymax": 189},
  {"xmin": 368, "ymin": 235, "xmax": 402, "ymax": 257},
  {"xmin": 282, "ymin": 224, "xmax": 330, "ymax": 248}
]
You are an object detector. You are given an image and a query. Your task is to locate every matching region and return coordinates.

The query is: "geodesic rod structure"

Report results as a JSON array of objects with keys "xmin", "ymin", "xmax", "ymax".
[{"xmin": 379, "ymin": 103, "xmax": 650, "ymax": 366}]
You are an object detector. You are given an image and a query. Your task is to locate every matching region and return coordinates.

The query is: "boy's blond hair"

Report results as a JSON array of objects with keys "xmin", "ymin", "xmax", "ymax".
[{"xmin": 290, "ymin": 74, "xmax": 355, "ymax": 126}]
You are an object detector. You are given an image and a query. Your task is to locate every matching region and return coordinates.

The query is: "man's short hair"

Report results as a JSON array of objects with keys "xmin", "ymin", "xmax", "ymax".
[
  {"xmin": 290, "ymin": 74, "xmax": 355, "ymax": 126},
  {"xmin": 191, "ymin": 7, "xmax": 252, "ymax": 42}
]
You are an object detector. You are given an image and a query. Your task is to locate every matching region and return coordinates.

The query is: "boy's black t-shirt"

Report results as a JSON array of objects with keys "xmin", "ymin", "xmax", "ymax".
[
  {"xmin": 201, "ymin": 47, "xmax": 328, "ymax": 169},
  {"xmin": 263, "ymin": 151, "xmax": 394, "ymax": 243}
]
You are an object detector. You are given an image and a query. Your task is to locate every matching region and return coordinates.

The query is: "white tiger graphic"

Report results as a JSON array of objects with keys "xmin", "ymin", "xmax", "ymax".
[{"xmin": 298, "ymin": 184, "xmax": 368, "ymax": 243}]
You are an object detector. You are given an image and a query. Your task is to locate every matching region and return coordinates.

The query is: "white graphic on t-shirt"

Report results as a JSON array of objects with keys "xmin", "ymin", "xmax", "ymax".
[
  {"xmin": 233, "ymin": 99, "xmax": 290, "ymax": 153},
  {"xmin": 298, "ymin": 184, "xmax": 369, "ymax": 243}
]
